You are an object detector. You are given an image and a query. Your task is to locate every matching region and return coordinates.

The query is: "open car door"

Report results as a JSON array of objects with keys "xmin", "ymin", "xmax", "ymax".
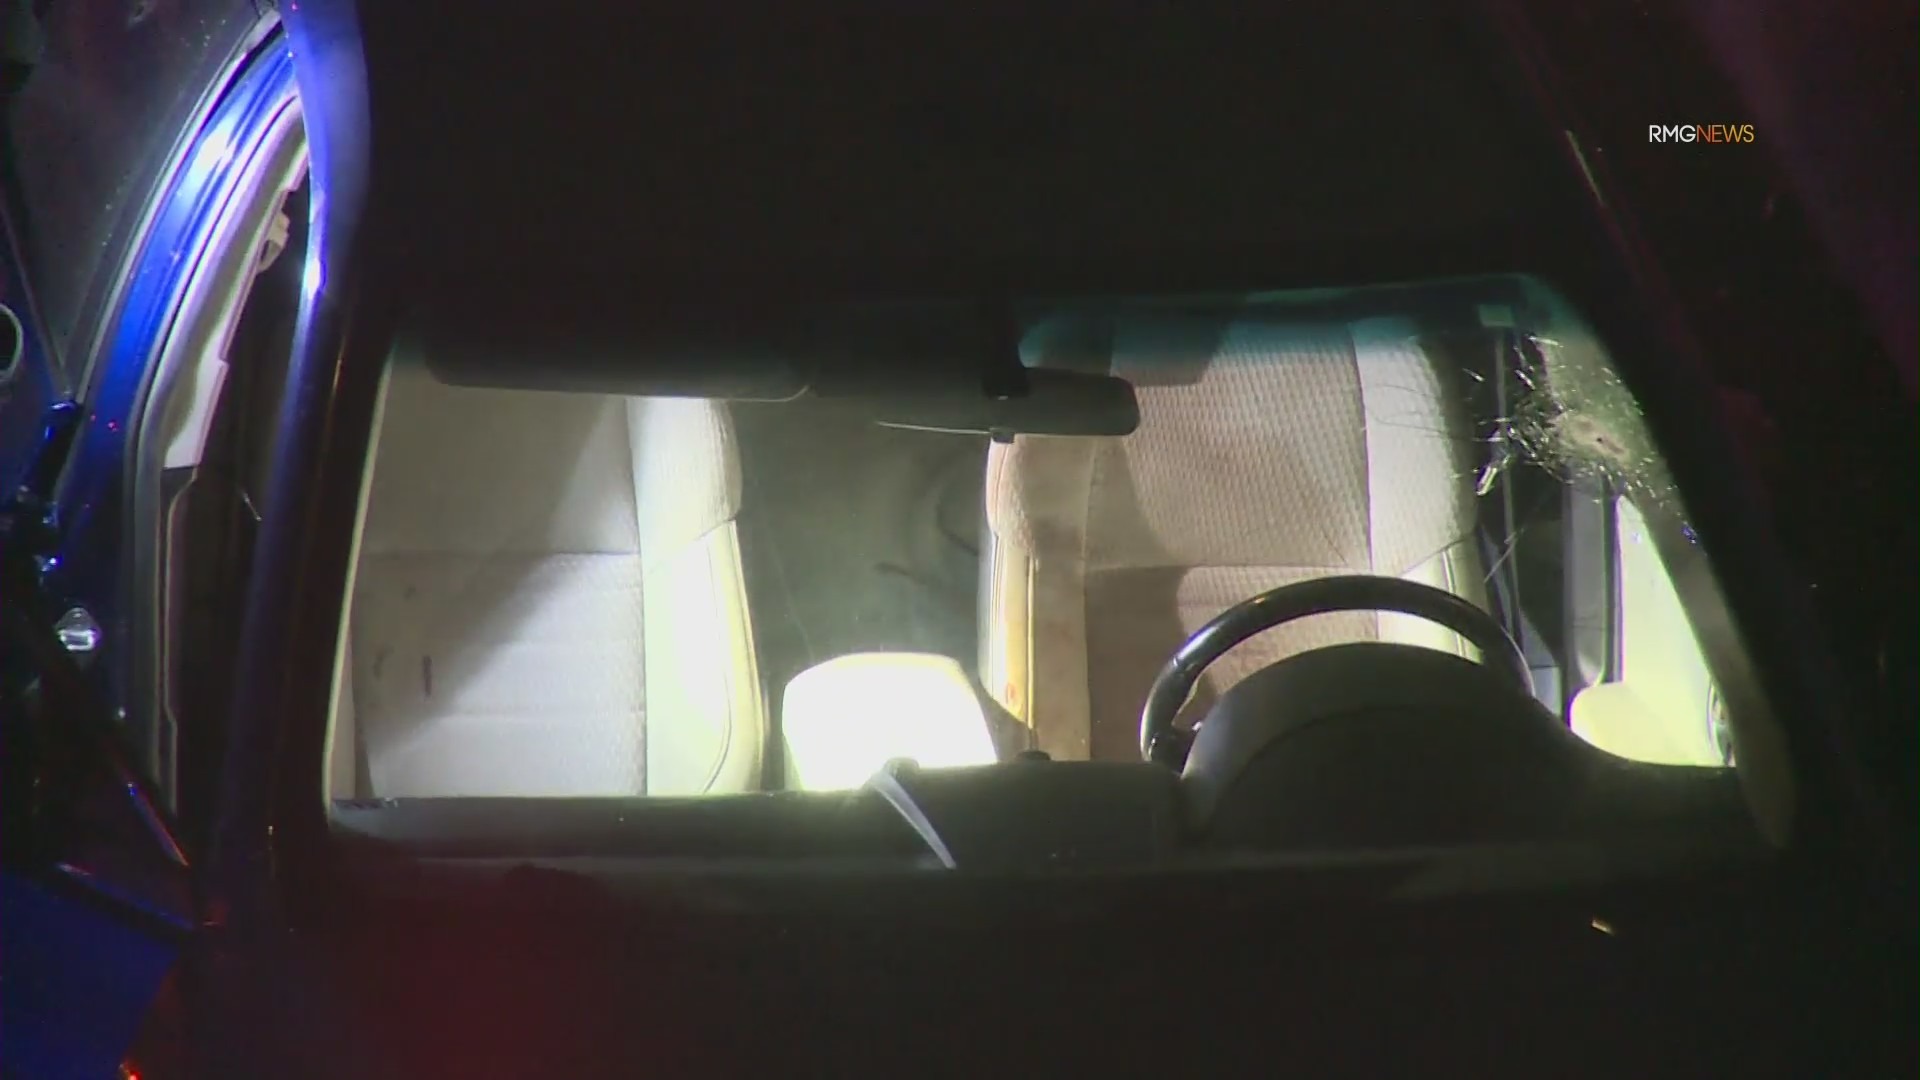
[{"xmin": 1, "ymin": 15, "xmax": 211, "ymax": 1071}]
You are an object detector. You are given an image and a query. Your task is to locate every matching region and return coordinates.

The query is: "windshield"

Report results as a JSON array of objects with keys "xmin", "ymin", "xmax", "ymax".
[{"xmin": 325, "ymin": 276, "xmax": 1765, "ymax": 829}]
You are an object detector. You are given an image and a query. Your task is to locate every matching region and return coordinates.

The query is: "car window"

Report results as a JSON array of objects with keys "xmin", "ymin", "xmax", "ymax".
[{"xmin": 324, "ymin": 276, "xmax": 1771, "ymax": 823}]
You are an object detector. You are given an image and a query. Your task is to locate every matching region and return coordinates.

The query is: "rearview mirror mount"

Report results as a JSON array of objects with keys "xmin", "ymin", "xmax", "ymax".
[{"xmin": 826, "ymin": 367, "xmax": 1139, "ymax": 438}]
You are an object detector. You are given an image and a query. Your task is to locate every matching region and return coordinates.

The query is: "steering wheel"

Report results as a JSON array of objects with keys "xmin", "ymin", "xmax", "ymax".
[{"xmin": 1139, "ymin": 575, "xmax": 1532, "ymax": 767}]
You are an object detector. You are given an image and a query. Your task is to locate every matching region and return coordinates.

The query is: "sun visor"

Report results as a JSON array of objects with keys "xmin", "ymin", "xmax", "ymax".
[
  {"xmin": 399, "ymin": 301, "xmax": 816, "ymax": 401},
  {"xmin": 348, "ymin": 3, "xmax": 1564, "ymax": 324},
  {"xmin": 403, "ymin": 299, "xmax": 1007, "ymax": 399},
  {"xmin": 402, "ymin": 297, "xmax": 1142, "ymax": 437}
]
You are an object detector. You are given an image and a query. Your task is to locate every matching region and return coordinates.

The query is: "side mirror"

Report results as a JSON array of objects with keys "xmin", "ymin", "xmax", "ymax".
[{"xmin": 781, "ymin": 653, "xmax": 1000, "ymax": 792}]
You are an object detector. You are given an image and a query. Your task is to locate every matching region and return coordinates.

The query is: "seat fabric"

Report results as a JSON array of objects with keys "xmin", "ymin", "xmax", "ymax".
[
  {"xmin": 983, "ymin": 315, "xmax": 1486, "ymax": 760},
  {"xmin": 330, "ymin": 363, "xmax": 763, "ymax": 797}
]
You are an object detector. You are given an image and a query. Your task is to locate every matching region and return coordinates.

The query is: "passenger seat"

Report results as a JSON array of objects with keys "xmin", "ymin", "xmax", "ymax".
[{"xmin": 329, "ymin": 360, "xmax": 764, "ymax": 798}]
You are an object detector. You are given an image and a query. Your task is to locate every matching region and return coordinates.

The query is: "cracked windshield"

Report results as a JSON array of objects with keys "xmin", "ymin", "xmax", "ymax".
[{"xmin": 328, "ymin": 275, "xmax": 1740, "ymax": 801}]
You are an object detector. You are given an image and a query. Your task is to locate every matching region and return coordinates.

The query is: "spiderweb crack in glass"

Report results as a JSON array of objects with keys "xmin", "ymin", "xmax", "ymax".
[{"xmin": 1504, "ymin": 335, "xmax": 1685, "ymax": 517}]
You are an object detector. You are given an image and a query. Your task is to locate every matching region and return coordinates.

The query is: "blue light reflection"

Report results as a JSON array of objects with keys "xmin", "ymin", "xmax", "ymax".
[{"xmin": 45, "ymin": 43, "xmax": 300, "ymax": 726}]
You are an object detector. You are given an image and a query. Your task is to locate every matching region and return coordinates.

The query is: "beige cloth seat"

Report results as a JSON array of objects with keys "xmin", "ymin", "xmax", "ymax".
[
  {"xmin": 982, "ymin": 315, "xmax": 1487, "ymax": 761},
  {"xmin": 328, "ymin": 361, "xmax": 764, "ymax": 798}
]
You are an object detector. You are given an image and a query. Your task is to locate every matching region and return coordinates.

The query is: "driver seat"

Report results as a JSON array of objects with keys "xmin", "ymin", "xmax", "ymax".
[{"xmin": 982, "ymin": 315, "xmax": 1489, "ymax": 760}]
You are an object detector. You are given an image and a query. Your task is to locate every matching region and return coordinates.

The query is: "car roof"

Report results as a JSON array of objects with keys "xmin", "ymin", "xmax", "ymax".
[{"xmin": 343, "ymin": 6, "xmax": 1581, "ymax": 352}]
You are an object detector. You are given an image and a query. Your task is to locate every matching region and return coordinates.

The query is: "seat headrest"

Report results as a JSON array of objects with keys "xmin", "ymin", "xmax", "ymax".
[{"xmin": 988, "ymin": 316, "xmax": 1480, "ymax": 573}]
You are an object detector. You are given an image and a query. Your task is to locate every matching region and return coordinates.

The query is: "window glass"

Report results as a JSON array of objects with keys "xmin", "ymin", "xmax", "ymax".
[{"xmin": 326, "ymin": 276, "xmax": 1763, "ymax": 811}]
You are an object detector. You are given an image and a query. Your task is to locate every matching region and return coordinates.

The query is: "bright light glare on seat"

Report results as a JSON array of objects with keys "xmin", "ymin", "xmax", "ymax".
[
  {"xmin": 1569, "ymin": 499, "xmax": 1723, "ymax": 766},
  {"xmin": 782, "ymin": 653, "xmax": 998, "ymax": 792}
]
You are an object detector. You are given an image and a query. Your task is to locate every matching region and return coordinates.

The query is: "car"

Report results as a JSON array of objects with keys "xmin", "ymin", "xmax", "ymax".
[{"xmin": 1, "ymin": 3, "xmax": 1912, "ymax": 1077}]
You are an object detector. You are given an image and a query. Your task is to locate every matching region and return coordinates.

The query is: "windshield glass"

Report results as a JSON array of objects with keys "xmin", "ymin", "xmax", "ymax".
[{"xmin": 325, "ymin": 275, "xmax": 1759, "ymax": 820}]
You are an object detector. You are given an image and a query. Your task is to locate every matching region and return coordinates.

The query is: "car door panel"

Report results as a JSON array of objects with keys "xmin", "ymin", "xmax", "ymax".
[
  {"xmin": 1, "ymin": 6, "xmax": 281, "ymax": 1076},
  {"xmin": 0, "ymin": 874, "xmax": 179, "ymax": 1080}
]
